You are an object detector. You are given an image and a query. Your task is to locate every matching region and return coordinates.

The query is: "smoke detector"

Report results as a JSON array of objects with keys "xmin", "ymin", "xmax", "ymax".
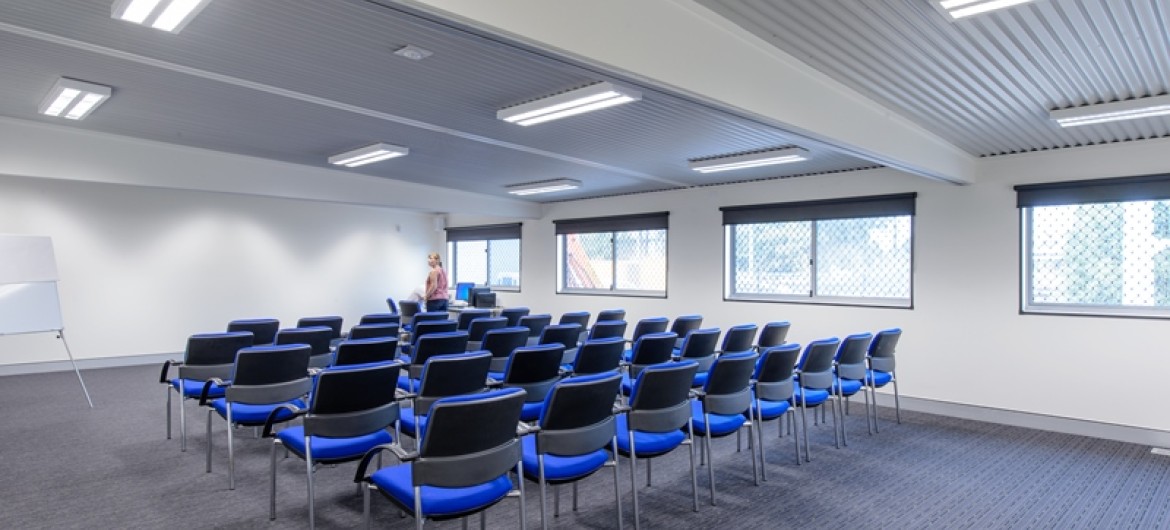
[{"xmin": 393, "ymin": 45, "xmax": 433, "ymax": 61}]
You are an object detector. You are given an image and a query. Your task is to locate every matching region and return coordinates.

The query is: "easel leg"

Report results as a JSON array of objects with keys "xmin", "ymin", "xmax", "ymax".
[{"xmin": 58, "ymin": 330, "xmax": 93, "ymax": 408}]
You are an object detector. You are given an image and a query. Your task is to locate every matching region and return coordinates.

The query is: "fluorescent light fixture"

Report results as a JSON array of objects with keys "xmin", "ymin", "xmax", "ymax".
[
  {"xmin": 497, "ymin": 82, "xmax": 641, "ymax": 126},
  {"xmin": 688, "ymin": 147, "xmax": 809, "ymax": 173},
  {"xmin": 38, "ymin": 78, "xmax": 112, "ymax": 120},
  {"xmin": 1050, "ymin": 95, "xmax": 1170, "ymax": 127},
  {"xmin": 505, "ymin": 179, "xmax": 582, "ymax": 196},
  {"xmin": 328, "ymin": 143, "xmax": 409, "ymax": 168},
  {"xmin": 939, "ymin": 0, "xmax": 1034, "ymax": 19},
  {"xmin": 111, "ymin": 0, "xmax": 210, "ymax": 33}
]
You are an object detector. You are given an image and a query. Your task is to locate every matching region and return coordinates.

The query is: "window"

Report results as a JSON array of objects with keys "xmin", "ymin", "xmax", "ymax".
[
  {"xmin": 555, "ymin": 212, "xmax": 668, "ymax": 296},
  {"xmin": 445, "ymin": 223, "xmax": 521, "ymax": 290},
  {"xmin": 722, "ymin": 194, "xmax": 915, "ymax": 307},
  {"xmin": 1017, "ymin": 173, "xmax": 1170, "ymax": 317}
]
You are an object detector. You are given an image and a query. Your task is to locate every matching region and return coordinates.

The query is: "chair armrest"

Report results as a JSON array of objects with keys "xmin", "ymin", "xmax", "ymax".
[
  {"xmin": 394, "ymin": 389, "xmax": 416, "ymax": 401},
  {"xmin": 612, "ymin": 404, "xmax": 632, "ymax": 414},
  {"xmin": 517, "ymin": 422, "xmax": 539, "ymax": 436},
  {"xmin": 262, "ymin": 404, "xmax": 307, "ymax": 438},
  {"xmin": 486, "ymin": 377, "xmax": 504, "ymax": 389},
  {"xmin": 308, "ymin": 367, "xmax": 324, "ymax": 376},
  {"xmin": 198, "ymin": 378, "xmax": 229, "ymax": 406},
  {"xmin": 354, "ymin": 443, "xmax": 417, "ymax": 483},
  {"xmin": 690, "ymin": 389, "xmax": 706, "ymax": 400},
  {"xmin": 158, "ymin": 359, "xmax": 183, "ymax": 384}
]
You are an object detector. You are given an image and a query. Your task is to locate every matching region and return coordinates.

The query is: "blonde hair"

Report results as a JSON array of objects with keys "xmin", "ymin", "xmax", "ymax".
[{"xmin": 428, "ymin": 252, "xmax": 442, "ymax": 265}]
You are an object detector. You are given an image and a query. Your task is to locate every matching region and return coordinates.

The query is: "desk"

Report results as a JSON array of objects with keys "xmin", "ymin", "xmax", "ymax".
[{"xmin": 448, "ymin": 305, "xmax": 504, "ymax": 318}]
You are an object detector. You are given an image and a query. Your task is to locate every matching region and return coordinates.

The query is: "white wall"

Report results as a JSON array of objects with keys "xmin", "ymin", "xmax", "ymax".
[{"xmin": 492, "ymin": 137, "xmax": 1170, "ymax": 433}]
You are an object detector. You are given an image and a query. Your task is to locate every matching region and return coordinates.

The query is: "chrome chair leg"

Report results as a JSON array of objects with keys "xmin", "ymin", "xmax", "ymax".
[
  {"xmin": 538, "ymin": 456, "xmax": 548, "ymax": 530},
  {"xmin": 206, "ymin": 408, "xmax": 214, "ymax": 472},
  {"xmin": 166, "ymin": 387, "xmax": 172, "ymax": 440},
  {"xmin": 611, "ymin": 437, "xmax": 623, "ymax": 530},
  {"xmin": 363, "ymin": 484, "xmax": 372, "ymax": 530},
  {"xmin": 227, "ymin": 406, "xmax": 237, "ymax": 490},
  {"xmin": 704, "ymin": 413, "xmax": 715, "ymax": 506},
  {"xmin": 687, "ymin": 422, "xmax": 698, "ymax": 512},
  {"xmin": 628, "ymin": 431, "xmax": 640, "ymax": 529},
  {"xmin": 306, "ymin": 439, "xmax": 316, "ymax": 529},
  {"xmin": 270, "ymin": 440, "xmax": 280, "ymax": 520}
]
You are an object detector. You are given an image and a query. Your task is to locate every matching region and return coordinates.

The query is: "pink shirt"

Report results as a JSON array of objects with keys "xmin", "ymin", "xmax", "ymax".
[{"xmin": 428, "ymin": 267, "xmax": 449, "ymax": 300}]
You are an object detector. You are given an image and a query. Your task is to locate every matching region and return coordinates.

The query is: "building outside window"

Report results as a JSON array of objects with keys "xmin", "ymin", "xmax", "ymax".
[
  {"xmin": 445, "ymin": 223, "xmax": 521, "ymax": 290},
  {"xmin": 555, "ymin": 212, "xmax": 668, "ymax": 297}
]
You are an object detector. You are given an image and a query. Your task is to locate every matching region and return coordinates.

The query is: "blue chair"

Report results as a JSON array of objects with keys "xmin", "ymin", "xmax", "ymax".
[
  {"xmin": 519, "ymin": 314, "xmax": 553, "ymax": 346},
  {"xmin": 615, "ymin": 361, "xmax": 700, "ymax": 527},
  {"xmin": 400, "ymin": 319, "xmax": 457, "ymax": 358},
  {"xmin": 621, "ymin": 317, "xmax": 669, "ymax": 359},
  {"xmin": 398, "ymin": 300, "xmax": 420, "ymax": 329},
  {"xmin": 596, "ymin": 309, "xmax": 626, "ymax": 323},
  {"xmin": 866, "ymin": 328, "xmax": 903, "ymax": 431},
  {"xmin": 160, "ymin": 331, "xmax": 253, "ymax": 452},
  {"xmin": 399, "ymin": 331, "xmax": 469, "ymax": 392},
  {"xmin": 493, "ymin": 343, "xmax": 564, "ymax": 422},
  {"xmin": 202, "ymin": 343, "xmax": 312, "ymax": 489},
  {"xmin": 587, "ymin": 320, "xmax": 627, "ymax": 341},
  {"xmin": 752, "ymin": 344, "xmax": 801, "ymax": 474},
  {"xmin": 360, "ymin": 313, "xmax": 401, "ymax": 326},
  {"xmin": 333, "ymin": 337, "xmax": 399, "ymax": 367},
  {"xmin": 276, "ymin": 326, "xmax": 334, "ymax": 369},
  {"xmin": 227, "ymin": 318, "xmax": 279, "ymax": 345},
  {"xmin": 456, "ymin": 308, "xmax": 493, "ymax": 331},
  {"xmin": 357, "ymin": 387, "xmax": 528, "ymax": 529},
  {"xmin": 399, "ymin": 351, "xmax": 492, "ymax": 443},
  {"xmin": 298, "ymin": 316, "xmax": 344, "ymax": 344},
  {"xmin": 669, "ymin": 315, "xmax": 703, "ymax": 350},
  {"xmin": 267, "ymin": 362, "xmax": 403, "ymax": 528},
  {"xmin": 569, "ymin": 337, "xmax": 625, "ymax": 375},
  {"xmin": 834, "ymin": 332, "xmax": 874, "ymax": 444},
  {"xmin": 755, "ymin": 321, "xmax": 791, "ymax": 352},
  {"xmin": 621, "ymin": 332, "xmax": 678, "ymax": 396},
  {"xmin": 717, "ymin": 324, "xmax": 758, "ymax": 355},
  {"xmin": 348, "ymin": 323, "xmax": 399, "ymax": 340},
  {"xmin": 675, "ymin": 328, "xmax": 720, "ymax": 387},
  {"xmin": 466, "ymin": 316, "xmax": 507, "ymax": 350},
  {"xmin": 794, "ymin": 338, "xmax": 840, "ymax": 461},
  {"xmin": 500, "ymin": 307, "xmax": 530, "ymax": 328},
  {"xmin": 522, "ymin": 372, "xmax": 624, "ymax": 529},
  {"xmin": 386, "ymin": 297, "xmax": 399, "ymax": 314},
  {"xmin": 690, "ymin": 350, "xmax": 760, "ymax": 505},
  {"xmin": 559, "ymin": 311, "xmax": 591, "ymax": 343},
  {"xmin": 539, "ymin": 323, "xmax": 582, "ymax": 365},
  {"xmin": 480, "ymin": 326, "xmax": 531, "ymax": 374}
]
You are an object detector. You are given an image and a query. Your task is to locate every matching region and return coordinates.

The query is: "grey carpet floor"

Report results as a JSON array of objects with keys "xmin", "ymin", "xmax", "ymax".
[{"xmin": 1, "ymin": 364, "xmax": 1168, "ymax": 529}]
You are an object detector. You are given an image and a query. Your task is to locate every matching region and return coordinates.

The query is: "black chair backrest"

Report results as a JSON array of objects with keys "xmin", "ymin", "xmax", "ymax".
[
  {"xmin": 702, "ymin": 351, "xmax": 758, "ymax": 415},
  {"xmin": 757, "ymin": 321, "xmax": 791, "ymax": 349},
  {"xmin": 678, "ymin": 328, "xmax": 720, "ymax": 360},
  {"xmin": 386, "ymin": 297, "xmax": 399, "ymax": 314},
  {"xmin": 721, "ymin": 324, "xmax": 758, "ymax": 353},
  {"xmin": 573, "ymin": 337, "xmax": 625, "ymax": 374},
  {"xmin": 415, "ymin": 352, "xmax": 492, "ymax": 414},
  {"xmin": 500, "ymin": 307, "xmax": 530, "ymax": 327},
  {"xmin": 276, "ymin": 327, "xmax": 333, "ymax": 356},
  {"xmin": 410, "ymin": 320, "xmax": 458, "ymax": 346},
  {"xmin": 306, "ymin": 363, "xmax": 401, "ymax": 438},
  {"xmin": 467, "ymin": 317, "xmax": 508, "ymax": 342},
  {"xmin": 360, "ymin": 313, "xmax": 401, "ymax": 326},
  {"xmin": 559, "ymin": 311, "xmax": 591, "ymax": 328},
  {"xmin": 227, "ymin": 344, "xmax": 313, "ymax": 405},
  {"xmin": 457, "ymin": 309, "xmax": 493, "ymax": 330},
  {"xmin": 412, "ymin": 311, "xmax": 450, "ymax": 327},
  {"xmin": 481, "ymin": 327, "xmax": 530, "ymax": 358},
  {"xmin": 226, "ymin": 319, "xmax": 279, "ymax": 345},
  {"xmin": 349, "ymin": 323, "xmax": 399, "ymax": 340},
  {"xmin": 504, "ymin": 344, "xmax": 564, "ymax": 403},
  {"xmin": 630, "ymin": 317, "xmax": 669, "ymax": 342},
  {"xmin": 298, "ymin": 316, "xmax": 343, "ymax": 340},
  {"xmin": 669, "ymin": 315, "xmax": 703, "ymax": 340},
  {"xmin": 399, "ymin": 300, "xmax": 420, "ymax": 319},
  {"xmin": 755, "ymin": 344, "xmax": 799, "ymax": 403},
  {"xmin": 596, "ymin": 309, "xmax": 626, "ymax": 322},
  {"xmin": 539, "ymin": 323, "xmax": 581, "ymax": 349},
  {"xmin": 628, "ymin": 361, "xmax": 699, "ymax": 433},
  {"xmin": 411, "ymin": 331, "xmax": 471, "ymax": 372},
  {"xmin": 835, "ymin": 332, "xmax": 873, "ymax": 380},
  {"xmin": 519, "ymin": 314, "xmax": 553, "ymax": 338},
  {"xmin": 536, "ymin": 373, "xmax": 622, "ymax": 456},
  {"xmin": 180, "ymin": 332, "xmax": 254, "ymax": 380},
  {"xmin": 414, "ymin": 387, "xmax": 526, "ymax": 488},
  {"xmin": 333, "ymin": 337, "xmax": 399, "ymax": 366},
  {"xmin": 588, "ymin": 320, "xmax": 627, "ymax": 340},
  {"xmin": 628, "ymin": 332, "xmax": 678, "ymax": 374},
  {"xmin": 868, "ymin": 328, "xmax": 901, "ymax": 373},
  {"xmin": 798, "ymin": 338, "xmax": 840, "ymax": 390}
]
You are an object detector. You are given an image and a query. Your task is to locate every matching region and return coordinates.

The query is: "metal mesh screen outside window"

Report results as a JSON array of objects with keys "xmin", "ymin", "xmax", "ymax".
[
  {"xmin": 561, "ymin": 229, "xmax": 666, "ymax": 294},
  {"xmin": 732, "ymin": 222, "xmax": 811, "ymax": 295},
  {"xmin": 488, "ymin": 239, "xmax": 520, "ymax": 288},
  {"xmin": 450, "ymin": 239, "xmax": 520, "ymax": 289}
]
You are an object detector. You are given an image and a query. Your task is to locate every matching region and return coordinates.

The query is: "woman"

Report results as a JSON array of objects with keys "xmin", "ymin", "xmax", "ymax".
[{"xmin": 424, "ymin": 252, "xmax": 449, "ymax": 312}]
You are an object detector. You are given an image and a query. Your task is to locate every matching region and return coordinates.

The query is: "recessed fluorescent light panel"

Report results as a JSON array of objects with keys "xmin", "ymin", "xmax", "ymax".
[
  {"xmin": 497, "ymin": 82, "xmax": 642, "ymax": 126},
  {"xmin": 111, "ymin": 0, "xmax": 211, "ymax": 33},
  {"xmin": 328, "ymin": 143, "xmax": 409, "ymax": 168},
  {"xmin": 689, "ymin": 147, "xmax": 809, "ymax": 173},
  {"xmin": 506, "ymin": 179, "xmax": 582, "ymax": 196},
  {"xmin": 1050, "ymin": 95, "xmax": 1170, "ymax": 127},
  {"xmin": 938, "ymin": 0, "xmax": 1034, "ymax": 19},
  {"xmin": 38, "ymin": 78, "xmax": 112, "ymax": 120}
]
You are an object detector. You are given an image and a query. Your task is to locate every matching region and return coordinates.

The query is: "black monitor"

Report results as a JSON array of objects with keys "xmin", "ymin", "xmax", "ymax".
[{"xmin": 469, "ymin": 286, "xmax": 493, "ymax": 308}]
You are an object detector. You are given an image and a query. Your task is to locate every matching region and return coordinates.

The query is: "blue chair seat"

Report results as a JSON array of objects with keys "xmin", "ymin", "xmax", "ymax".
[
  {"xmin": 751, "ymin": 395, "xmax": 791, "ymax": 420},
  {"xmin": 520, "ymin": 437, "xmax": 608, "ymax": 482},
  {"xmin": 690, "ymin": 401, "xmax": 746, "ymax": 437},
  {"xmin": 520, "ymin": 401, "xmax": 544, "ymax": 422},
  {"xmin": 487, "ymin": 371, "xmax": 505, "ymax": 382},
  {"xmin": 614, "ymin": 414, "xmax": 686, "ymax": 457},
  {"xmin": 620, "ymin": 373, "xmax": 634, "ymax": 395},
  {"xmin": 866, "ymin": 370, "xmax": 893, "ymax": 387},
  {"xmin": 397, "ymin": 374, "xmax": 420, "ymax": 392},
  {"xmin": 792, "ymin": 387, "xmax": 830, "ymax": 407},
  {"xmin": 833, "ymin": 379, "xmax": 864, "ymax": 396},
  {"xmin": 171, "ymin": 378, "xmax": 226, "ymax": 399},
  {"xmin": 621, "ymin": 349, "xmax": 634, "ymax": 362},
  {"xmin": 691, "ymin": 372, "xmax": 709, "ymax": 388},
  {"xmin": 370, "ymin": 464, "xmax": 513, "ymax": 518},
  {"xmin": 399, "ymin": 407, "xmax": 428, "ymax": 436},
  {"xmin": 277, "ymin": 426, "xmax": 392, "ymax": 462},
  {"xmin": 211, "ymin": 398, "xmax": 306, "ymax": 425}
]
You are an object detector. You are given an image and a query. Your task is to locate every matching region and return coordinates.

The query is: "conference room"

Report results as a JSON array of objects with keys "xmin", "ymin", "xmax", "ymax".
[{"xmin": 2, "ymin": 0, "xmax": 1169, "ymax": 528}]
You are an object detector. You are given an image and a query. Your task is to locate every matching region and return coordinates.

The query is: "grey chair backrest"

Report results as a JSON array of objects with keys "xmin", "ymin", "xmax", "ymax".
[
  {"xmin": 412, "ymin": 311, "xmax": 451, "ymax": 328},
  {"xmin": 413, "ymin": 387, "xmax": 526, "ymax": 488},
  {"xmin": 503, "ymin": 344, "xmax": 564, "ymax": 404},
  {"xmin": 835, "ymin": 333, "xmax": 873, "ymax": 381},
  {"xmin": 409, "ymin": 331, "xmax": 471, "ymax": 379},
  {"xmin": 179, "ymin": 331, "xmax": 254, "ymax": 381},
  {"xmin": 414, "ymin": 351, "xmax": 492, "ymax": 414},
  {"xmin": 797, "ymin": 338, "xmax": 840, "ymax": 390},
  {"xmin": 305, "ymin": 363, "xmax": 401, "ymax": 439},
  {"xmin": 755, "ymin": 344, "xmax": 799, "ymax": 403},
  {"xmin": 868, "ymin": 328, "xmax": 901, "ymax": 373},
  {"xmin": 627, "ymin": 361, "xmax": 699, "ymax": 433},
  {"xmin": 669, "ymin": 315, "xmax": 703, "ymax": 348},
  {"xmin": 538, "ymin": 323, "xmax": 582, "ymax": 363},
  {"xmin": 721, "ymin": 324, "xmax": 758, "ymax": 354},
  {"xmin": 559, "ymin": 311, "xmax": 591, "ymax": 328},
  {"xmin": 298, "ymin": 316, "xmax": 343, "ymax": 341},
  {"xmin": 275, "ymin": 326, "xmax": 334, "ymax": 369},
  {"xmin": 360, "ymin": 313, "xmax": 401, "ymax": 326},
  {"xmin": 677, "ymin": 327, "xmax": 720, "ymax": 373},
  {"xmin": 628, "ymin": 332, "xmax": 678, "ymax": 378},
  {"xmin": 409, "ymin": 320, "xmax": 458, "ymax": 348},
  {"xmin": 226, "ymin": 319, "xmax": 278, "ymax": 345},
  {"xmin": 500, "ymin": 307, "xmax": 530, "ymax": 327},
  {"xmin": 349, "ymin": 323, "xmax": 399, "ymax": 340},
  {"xmin": 588, "ymin": 320, "xmax": 627, "ymax": 341},
  {"xmin": 467, "ymin": 317, "xmax": 508, "ymax": 345},
  {"xmin": 457, "ymin": 308, "xmax": 493, "ymax": 330},
  {"xmin": 596, "ymin": 309, "xmax": 626, "ymax": 323},
  {"xmin": 572, "ymin": 337, "xmax": 625, "ymax": 374},
  {"xmin": 536, "ymin": 372, "xmax": 622, "ymax": 456},
  {"xmin": 333, "ymin": 337, "xmax": 399, "ymax": 366},
  {"xmin": 519, "ymin": 314, "xmax": 553, "ymax": 345},
  {"xmin": 398, "ymin": 300, "xmax": 420, "ymax": 325},
  {"xmin": 701, "ymin": 351, "xmax": 758, "ymax": 416},
  {"xmin": 757, "ymin": 321, "xmax": 791, "ymax": 350},
  {"xmin": 481, "ymin": 327, "xmax": 531, "ymax": 373},
  {"xmin": 630, "ymin": 317, "xmax": 669, "ymax": 342},
  {"xmin": 226, "ymin": 344, "xmax": 313, "ymax": 405}
]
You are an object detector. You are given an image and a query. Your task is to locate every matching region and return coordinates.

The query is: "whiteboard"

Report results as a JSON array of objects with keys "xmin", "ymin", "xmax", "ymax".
[
  {"xmin": 0, "ymin": 282, "xmax": 63, "ymax": 335},
  {"xmin": 0, "ymin": 234, "xmax": 59, "ymax": 284}
]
